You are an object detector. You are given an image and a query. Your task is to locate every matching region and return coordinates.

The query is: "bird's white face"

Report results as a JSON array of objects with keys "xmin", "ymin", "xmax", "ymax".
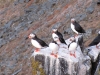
[
  {"xmin": 52, "ymin": 33, "xmax": 59, "ymax": 41},
  {"xmin": 54, "ymin": 37, "xmax": 59, "ymax": 41},
  {"xmin": 98, "ymin": 31, "xmax": 100, "ymax": 34},
  {"xmin": 71, "ymin": 18, "xmax": 75, "ymax": 23},
  {"xmin": 28, "ymin": 33, "xmax": 35, "ymax": 39},
  {"xmin": 52, "ymin": 29, "xmax": 57, "ymax": 33}
]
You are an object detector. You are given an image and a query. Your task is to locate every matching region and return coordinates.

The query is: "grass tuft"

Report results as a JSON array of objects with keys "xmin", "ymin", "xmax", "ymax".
[{"xmin": 30, "ymin": 57, "xmax": 46, "ymax": 75}]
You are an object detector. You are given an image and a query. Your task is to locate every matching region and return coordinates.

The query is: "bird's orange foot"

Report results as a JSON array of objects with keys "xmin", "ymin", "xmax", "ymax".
[
  {"xmin": 96, "ymin": 45, "xmax": 100, "ymax": 49},
  {"xmin": 35, "ymin": 49, "xmax": 40, "ymax": 52},
  {"xmin": 70, "ymin": 53, "xmax": 76, "ymax": 58},
  {"xmin": 51, "ymin": 53, "xmax": 54, "ymax": 55},
  {"xmin": 54, "ymin": 54, "xmax": 58, "ymax": 58},
  {"xmin": 74, "ymin": 34, "xmax": 78, "ymax": 38},
  {"xmin": 73, "ymin": 54, "xmax": 76, "ymax": 58}
]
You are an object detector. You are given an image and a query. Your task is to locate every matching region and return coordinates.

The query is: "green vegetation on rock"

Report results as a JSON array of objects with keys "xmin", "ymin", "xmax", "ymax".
[{"xmin": 30, "ymin": 57, "xmax": 46, "ymax": 75}]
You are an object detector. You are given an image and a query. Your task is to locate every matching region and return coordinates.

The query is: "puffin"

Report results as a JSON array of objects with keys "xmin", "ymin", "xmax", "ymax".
[
  {"xmin": 88, "ymin": 31, "xmax": 100, "ymax": 49},
  {"xmin": 97, "ymin": 0, "xmax": 100, "ymax": 4},
  {"xmin": 68, "ymin": 38, "xmax": 78, "ymax": 58},
  {"xmin": 52, "ymin": 28, "xmax": 67, "ymax": 45},
  {"xmin": 28, "ymin": 33, "xmax": 48, "ymax": 52},
  {"xmin": 49, "ymin": 41, "xmax": 59, "ymax": 58},
  {"xmin": 71, "ymin": 18, "xmax": 85, "ymax": 37}
]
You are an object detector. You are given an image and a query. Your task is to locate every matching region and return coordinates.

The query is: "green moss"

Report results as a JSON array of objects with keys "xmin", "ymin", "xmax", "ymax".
[
  {"xmin": 30, "ymin": 57, "xmax": 46, "ymax": 75},
  {"xmin": 98, "ymin": 70, "xmax": 100, "ymax": 75}
]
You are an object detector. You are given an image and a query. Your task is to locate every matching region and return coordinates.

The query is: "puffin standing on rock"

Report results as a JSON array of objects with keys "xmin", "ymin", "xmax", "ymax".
[
  {"xmin": 52, "ymin": 28, "xmax": 67, "ymax": 45},
  {"xmin": 49, "ymin": 41, "xmax": 59, "ymax": 58},
  {"xmin": 88, "ymin": 31, "xmax": 100, "ymax": 49},
  {"xmin": 71, "ymin": 18, "xmax": 85, "ymax": 37},
  {"xmin": 68, "ymin": 38, "xmax": 78, "ymax": 58},
  {"xmin": 28, "ymin": 33, "xmax": 48, "ymax": 52}
]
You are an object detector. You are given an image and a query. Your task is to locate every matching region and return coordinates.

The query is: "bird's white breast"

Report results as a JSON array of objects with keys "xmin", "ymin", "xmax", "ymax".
[
  {"xmin": 71, "ymin": 23, "xmax": 78, "ymax": 34},
  {"xmin": 71, "ymin": 23, "xmax": 75, "ymax": 30},
  {"xmin": 31, "ymin": 39, "xmax": 42, "ymax": 48},
  {"xmin": 52, "ymin": 33, "xmax": 59, "ymax": 41},
  {"xmin": 68, "ymin": 42, "xmax": 77, "ymax": 52},
  {"xmin": 49, "ymin": 43, "xmax": 59, "ymax": 54}
]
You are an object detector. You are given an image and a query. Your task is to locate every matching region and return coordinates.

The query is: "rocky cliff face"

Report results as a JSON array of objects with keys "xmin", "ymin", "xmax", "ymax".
[
  {"xmin": 31, "ymin": 36, "xmax": 92, "ymax": 75},
  {"xmin": 0, "ymin": 0, "xmax": 100, "ymax": 75}
]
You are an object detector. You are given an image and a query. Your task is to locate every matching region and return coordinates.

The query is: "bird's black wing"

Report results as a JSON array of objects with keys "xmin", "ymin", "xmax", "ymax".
[
  {"xmin": 56, "ymin": 31, "xmax": 63, "ymax": 38},
  {"xmin": 56, "ymin": 31, "xmax": 67, "ymax": 45},
  {"xmin": 34, "ymin": 38, "xmax": 48, "ymax": 47},
  {"xmin": 89, "ymin": 35, "xmax": 100, "ymax": 46},
  {"xmin": 52, "ymin": 40, "xmax": 58, "ymax": 44},
  {"xmin": 74, "ymin": 21, "xmax": 85, "ymax": 33},
  {"xmin": 59, "ymin": 37, "xmax": 67, "ymax": 45}
]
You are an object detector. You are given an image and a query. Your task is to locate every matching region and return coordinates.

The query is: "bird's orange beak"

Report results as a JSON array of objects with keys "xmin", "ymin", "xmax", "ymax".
[
  {"xmin": 28, "ymin": 35, "xmax": 31, "ymax": 38},
  {"xmin": 52, "ymin": 31, "xmax": 54, "ymax": 33}
]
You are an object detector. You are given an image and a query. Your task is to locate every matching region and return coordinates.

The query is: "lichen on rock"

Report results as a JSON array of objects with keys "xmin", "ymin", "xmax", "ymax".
[{"xmin": 30, "ymin": 57, "xmax": 46, "ymax": 75}]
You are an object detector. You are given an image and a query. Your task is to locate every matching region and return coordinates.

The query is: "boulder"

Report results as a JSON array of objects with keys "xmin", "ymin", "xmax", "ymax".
[
  {"xmin": 94, "ymin": 61, "xmax": 100, "ymax": 75},
  {"xmin": 86, "ymin": 46, "xmax": 100, "ymax": 75},
  {"xmin": 31, "ymin": 35, "xmax": 91, "ymax": 75}
]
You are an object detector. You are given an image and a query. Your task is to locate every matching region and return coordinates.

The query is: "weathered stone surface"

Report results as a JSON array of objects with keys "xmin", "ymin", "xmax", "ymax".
[
  {"xmin": 52, "ymin": 22, "xmax": 62, "ymax": 29},
  {"xmin": 64, "ymin": 28, "xmax": 73, "ymax": 36},
  {"xmin": 84, "ymin": 29, "xmax": 93, "ymax": 39},
  {"xmin": 94, "ymin": 61, "xmax": 100, "ymax": 75},
  {"xmin": 31, "ymin": 36, "xmax": 91, "ymax": 75},
  {"xmin": 91, "ymin": 53, "xmax": 100, "ymax": 75},
  {"xmin": 14, "ymin": 0, "xmax": 30, "ymax": 5},
  {"xmin": 75, "ymin": 13, "xmax": 87, "ymax": 21},
  {"xmin": 86, "ymin": 46, "xmax": 100, "ymax": 75},
  {"xmin": 86, "ymin": 1, "xmax": 96, "ymax": 14}
]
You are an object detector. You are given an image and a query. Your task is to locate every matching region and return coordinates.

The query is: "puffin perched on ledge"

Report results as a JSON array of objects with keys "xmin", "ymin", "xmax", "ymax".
[
  {"xmin": 71, "ymin": 18, "xmax": 85, "ymax": 37},
  {"xmin": 49, "ymin": 41, "xmax": 59, "ymax": 58},
  {"xmin": 52, "ymin": 28, "xmax": 67, "ymax": 45},
  {"xmin": 89, "ymin": 31, "xmax": 100, "ymax": 49},
  {"xmin": 68, "ymin": 38, "xmax": 78, "ymax": 58},
  {"xmin": 28, "ymin": 33, "xmax": 48, "ymax": 52}
]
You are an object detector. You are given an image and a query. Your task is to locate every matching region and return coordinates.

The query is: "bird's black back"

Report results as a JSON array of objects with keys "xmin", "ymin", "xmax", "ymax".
[
  {"xmin": 55, "ymin": 31, "xmax": 67, "ymax": 45},
  {"xmin": 55, "ymin": 31, "xmax": 63, "ymax": 38},
  {"xmin": 59, "ymin": 37, "xmax": 67, "ymax": 45},
  {"xmin": 73, "ymin": 21, "xmax": 85, "ymax": 33},
  {"xmin": 89, "ymin": 34, "xmax": 100, "ymax": 46},
  {"xmin": 32, "ymin": 36, "xmax": 48, "ymax": 47}
]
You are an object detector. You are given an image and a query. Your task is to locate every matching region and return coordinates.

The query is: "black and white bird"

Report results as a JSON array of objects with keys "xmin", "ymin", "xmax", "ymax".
[
  {"xmin": 97, "ymin": 0, "xmax": 100, "ymax": 4},
  {"xmin": 71, "ymin": 18, "xmax": 85, "ymax": 37},
  {"xmin": 28, "ymin": 33, "xmax": 48, "ymax": 52},
  {"xmin": 88, "ymin": 31, "xmax": 100, "ymax": 49},
  {"xmin": 49, "ymin": 41, "xmax": 59, "ymax": 58},
  {"xmin": 52, "ymin": 28, "xmax": 67, "ymax": 45},
  {"xmin": 68, "ymin": 39, "xmax": 78, "ymax": 58}
]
